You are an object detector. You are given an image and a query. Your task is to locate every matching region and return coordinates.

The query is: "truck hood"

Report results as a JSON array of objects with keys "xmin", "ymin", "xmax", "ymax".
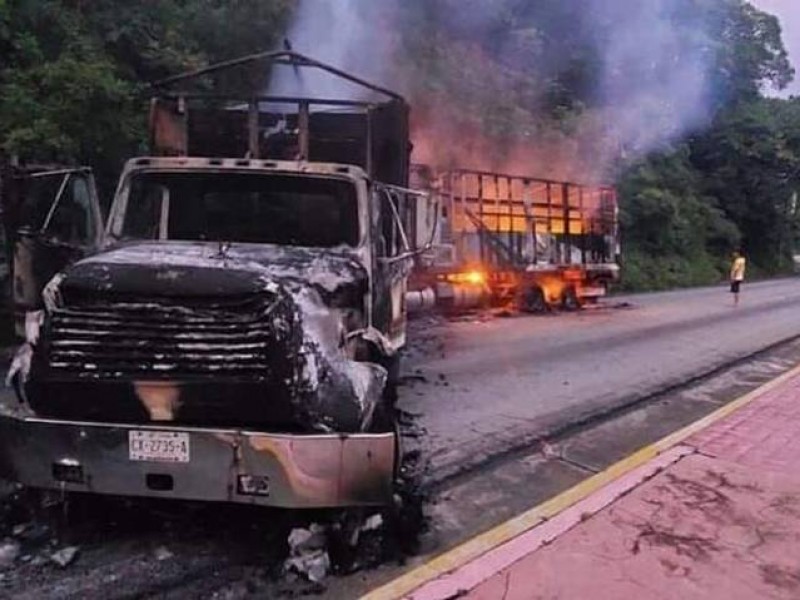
[
  {"xmin": 35, "ymin": 241, "xmax": 383, "ymax": 434},
  {"xmin": 57, "ymin": 241, "xmax": 368, "ymax": 300}
]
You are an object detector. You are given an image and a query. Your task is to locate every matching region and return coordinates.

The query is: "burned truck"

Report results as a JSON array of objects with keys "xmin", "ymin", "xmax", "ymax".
[{"xmin": 0, "ymin": 51, "xmax": 428, "ymax": 509}]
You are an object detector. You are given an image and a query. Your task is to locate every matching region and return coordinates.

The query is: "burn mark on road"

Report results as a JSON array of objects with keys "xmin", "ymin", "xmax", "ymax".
[
  {"xmin": 657, "ymin": 472, "xmax": 735, "ymax": 524},
  {"xmin": 631, "ymin": 523, "xmax": 719, "ymax": 561},
  {"xmin": 760, "ymin": 563, "xmax": 800, "ymax": 591}
]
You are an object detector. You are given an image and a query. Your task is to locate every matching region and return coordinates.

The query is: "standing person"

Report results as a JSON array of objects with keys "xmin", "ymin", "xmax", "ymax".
[{"xmin": 730, "ymin": 251, "xmax": 746, "ymax": 306}]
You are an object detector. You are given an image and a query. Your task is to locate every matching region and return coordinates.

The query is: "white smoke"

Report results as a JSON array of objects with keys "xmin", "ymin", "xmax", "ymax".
[
  {"xmin": 269, "ymin": 0, "xmax": 397, "ymax": 99},
  {"xmin": 271, "ymin": 0, "xmax": 781, "ymax": 174},
  {"xmin": 588, "ymin": 0, "xmax": 714, "ymax": 156}
]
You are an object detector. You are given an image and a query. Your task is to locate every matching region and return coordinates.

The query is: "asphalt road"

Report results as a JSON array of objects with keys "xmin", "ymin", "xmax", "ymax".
[{"xmin": 402, "ymin": 278, "xmax": 800, "ymax": 482}]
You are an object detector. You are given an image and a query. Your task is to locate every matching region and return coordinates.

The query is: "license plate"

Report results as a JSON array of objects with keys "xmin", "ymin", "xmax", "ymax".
[{"xmin": 129, "ymin": 431, "xmax": 190, "ymax": 463}]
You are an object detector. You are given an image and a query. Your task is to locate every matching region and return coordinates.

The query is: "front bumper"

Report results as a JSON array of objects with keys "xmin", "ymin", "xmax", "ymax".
[{"xmin": 0, "ymin": 409, "xmax": 396, "ymax": 508}]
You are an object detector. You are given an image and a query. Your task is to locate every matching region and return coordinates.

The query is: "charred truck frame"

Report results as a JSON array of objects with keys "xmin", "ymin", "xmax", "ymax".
[
  {"xmin": 411, "ymin": 167, "xmax": 620, "ymax": 312},
  {"xmin": 0, "ymin": 52, "xmax": 431, "ymax": 509}
]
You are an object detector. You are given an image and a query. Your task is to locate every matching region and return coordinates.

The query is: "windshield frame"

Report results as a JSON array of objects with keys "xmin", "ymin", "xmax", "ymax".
[{"xmin": 107, "ymin": 166, "xmax": 366, "ymax": 250}]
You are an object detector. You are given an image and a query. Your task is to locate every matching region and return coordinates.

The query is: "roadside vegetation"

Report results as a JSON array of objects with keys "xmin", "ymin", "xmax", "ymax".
[
  {"xmin": 620, "ymin": 98, "xmax": 800, "ymax": 290},
  {"xmin": 1, "ymin": 0, "xmax": 799, "ymax": 291}
]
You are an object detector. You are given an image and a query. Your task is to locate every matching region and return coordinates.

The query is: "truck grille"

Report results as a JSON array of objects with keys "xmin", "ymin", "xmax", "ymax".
[{"xmin": 44, "ymin": 293, "xmax": 290, "ymax": 380}]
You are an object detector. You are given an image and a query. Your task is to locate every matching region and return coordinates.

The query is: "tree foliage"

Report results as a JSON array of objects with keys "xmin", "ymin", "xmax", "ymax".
[
  {"xmin": 619, "ymin": 0, "xmax": 800, "ymax": 288},
  {"xmin": 0, "ymin": 0, "xmax": 293, "ymax": 189},
  {"xmin": 692, "ymin": 98, "xmax": 800, "ymax": 270},
  {"xmin": 0, "ymin": 0, "xmax": 798, "ymax": 288}
]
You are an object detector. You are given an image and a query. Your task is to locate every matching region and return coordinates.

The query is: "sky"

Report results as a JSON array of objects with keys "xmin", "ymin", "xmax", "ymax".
[{"xmin": 752, "ymin": 0, "xmax": 800, "ymax": 96}]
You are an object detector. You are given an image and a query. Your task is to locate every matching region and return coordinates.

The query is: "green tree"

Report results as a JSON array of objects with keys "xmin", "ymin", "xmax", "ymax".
[
  {"xmin": 0, "ymin": 1, "xmax": 143, "ymax": 188},
  {"xmin": 0, "ymin": 0, "xmax": 292, "ymax": 191},
  {"xmin": 692, "ymin": 99, "xmax": 800, "ymax": 270},
  {"xmin": 614, "ymin": 1, "xmax": 798, "ymax": 288},
  {"xmin": 619, "ymin": 147, "xmax": 740, "ymax": 289},
  {"xmin": 1, "ymin": 0, "xmax": 798, "ymax": 290}
]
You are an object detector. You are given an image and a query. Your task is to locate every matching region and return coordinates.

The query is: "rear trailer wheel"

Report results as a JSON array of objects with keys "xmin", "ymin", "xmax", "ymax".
[
  {"xmin": 561, "ymin": 286, "xmax": 581, "ymax": 311},
  {"xmin": 520, "ymin": 285, "xmax": 547, "ymax": 313}
]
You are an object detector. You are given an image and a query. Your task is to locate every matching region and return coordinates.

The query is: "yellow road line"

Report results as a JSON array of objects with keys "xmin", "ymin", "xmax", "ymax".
[{"xmin": 362, "ymin": 362, "xmax": 800, "ymax": 600}]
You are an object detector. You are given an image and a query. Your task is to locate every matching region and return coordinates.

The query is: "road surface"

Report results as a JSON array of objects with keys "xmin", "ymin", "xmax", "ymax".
[{"xmin": 403, "ymin": 278, "xmax": 800, "ymax": 482}]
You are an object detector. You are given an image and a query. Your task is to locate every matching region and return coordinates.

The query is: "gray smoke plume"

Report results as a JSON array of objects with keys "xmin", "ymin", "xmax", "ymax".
[
  {"xmin": 270, "ymin": 0, "xmax": 781, "ymax": 177},
  {"xmin": 585, "ymin": 1, "xmax": 714, "ymax": 158},
  {"xmin": 269, "ymin": 0, "xmax": 397, "ymax": 99}
]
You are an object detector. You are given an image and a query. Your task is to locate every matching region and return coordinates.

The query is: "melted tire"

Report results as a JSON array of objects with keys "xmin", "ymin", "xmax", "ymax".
[
  {"xmin": 520, "ymin": 285, "xmax": 548, "ymax": 313},
  {"xmin": 386, "ymin": 408, "xmax": 428, "ymax": 558},
  {"xmin": 561, "ymin": 286, "xmax": 581, "ymax": 311},
  {"xmin": 329, "ymin": 407, "xmax": 428, "ymax": 573},
  {"xmin": 330, "ymin": 353, "xmax": 428, "ymax": 571}
]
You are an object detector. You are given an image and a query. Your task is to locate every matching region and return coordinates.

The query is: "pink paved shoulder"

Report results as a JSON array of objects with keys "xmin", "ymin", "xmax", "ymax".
[
  {"xmin": 407, "ymin": 370, "xmax": 800, "ymax": 600},
  {"xmin": 408, "ymin": 446, "xmax": 692, "ymax": 600},
  {"xmin": 688, "ymin": 373, "xmax": 800, "ymax": 472},
  {"xmin": 469, "ymin": 453, "xmax": 800, "ymax": 599}
]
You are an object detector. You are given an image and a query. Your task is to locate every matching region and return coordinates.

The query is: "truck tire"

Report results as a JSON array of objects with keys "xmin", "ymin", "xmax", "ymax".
[
  {"xmin": 561, "ymin": 286, "xmax": 581, "ymax": 311},
  {"xmin": 387, "ymin": 409, "xmax": 427, "ymax": 558},
  {"xmin": 329, "ymin": 410, "xmax": 428, "ymax": 570},
  {"xmin": 373, "ymin": 351, "xmax": 427, "ymax": 557},
  {"xmin": 331, "ymin": 359, "xmax": 426, "ymax": 570},
  {"xmin": 520, "ymin": 285, "xmax": 547, "ymax": 313}
]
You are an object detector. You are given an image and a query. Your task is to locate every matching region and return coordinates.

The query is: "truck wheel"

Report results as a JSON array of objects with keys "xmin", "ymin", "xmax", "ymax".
[
  {"xmin": 520, "ymin": 285, "xmax": 547, "ymax": 313},
  {"xmin": 386, "ymin": 410, "xmax": 427, "ymax": 558},
  {"xmin": 561, "ymin": 286, "xmax": 581, "ymax": 311}
]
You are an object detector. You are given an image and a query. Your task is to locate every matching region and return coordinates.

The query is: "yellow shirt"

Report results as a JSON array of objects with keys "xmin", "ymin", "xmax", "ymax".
[{"xmin": 731, "ymin": 257, "xmax": 746, "ymax": 282}]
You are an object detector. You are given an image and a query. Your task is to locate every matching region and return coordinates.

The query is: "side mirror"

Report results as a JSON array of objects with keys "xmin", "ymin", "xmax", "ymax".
[{"xmin": 375, "ymin": 183, "xmax": 439, "ymax": 265}]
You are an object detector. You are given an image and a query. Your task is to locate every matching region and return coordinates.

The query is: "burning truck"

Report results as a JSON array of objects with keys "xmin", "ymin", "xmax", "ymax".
[
  {"xmin": 409, "ymin": 167, "xmax": 620, "ymax": 312},
  {"xmin": 0, "ymin": 51, "xmax": 432, "ymax": 510}
]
